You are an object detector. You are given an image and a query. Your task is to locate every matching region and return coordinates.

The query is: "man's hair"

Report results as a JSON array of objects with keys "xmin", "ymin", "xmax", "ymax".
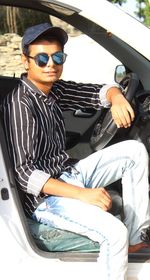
[{"xmin": 23, "ymin": 33, "xmax": 64, "ymax": 56}]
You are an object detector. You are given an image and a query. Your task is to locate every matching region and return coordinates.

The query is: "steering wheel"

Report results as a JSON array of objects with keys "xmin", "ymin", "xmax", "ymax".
[{"xmin": 90, "ymin": 73, "xmax": 139, "ymax": 151}]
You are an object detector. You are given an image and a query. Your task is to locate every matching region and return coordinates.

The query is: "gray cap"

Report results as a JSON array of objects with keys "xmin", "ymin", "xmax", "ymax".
[{"xmin": 22, "ymin": 22, "xmax": 68, "ymax": 51}]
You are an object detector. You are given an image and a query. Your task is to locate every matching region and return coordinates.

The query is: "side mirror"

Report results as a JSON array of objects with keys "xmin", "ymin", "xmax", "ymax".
[{"xmin": 114, "ymin": 65, "xmax": 126, "ymax": 83}]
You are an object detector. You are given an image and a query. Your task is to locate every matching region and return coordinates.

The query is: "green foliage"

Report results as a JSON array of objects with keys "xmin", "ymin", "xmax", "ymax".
[
  {"xmin": 0, "ymin": 7, "xmax": 50, "ymax": 36},
  {"xmin": 108, "ymin": 0, "xmax": 127, "ymax": 4},
  {"xmin": 109, "ymin": 0, "xmax": 150, "ymax": 27},
  {"xmin": 135, "ymin": 0, "xmax": 150, "ymax": 26}
]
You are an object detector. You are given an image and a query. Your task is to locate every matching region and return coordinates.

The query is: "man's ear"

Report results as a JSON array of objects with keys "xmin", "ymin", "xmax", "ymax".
[{"xmin": 21, "ymin": 54, "xmax": 29, "ymax": 71}]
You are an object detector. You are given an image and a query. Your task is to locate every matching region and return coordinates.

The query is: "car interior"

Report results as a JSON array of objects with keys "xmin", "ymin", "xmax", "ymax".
[
  {"xmin": 0, "ymin": 73, "xmax": 150, "ymax": 264},
  {"xmin": 0, "ymin": 1, "xmax": 150, "ymax": 264}
]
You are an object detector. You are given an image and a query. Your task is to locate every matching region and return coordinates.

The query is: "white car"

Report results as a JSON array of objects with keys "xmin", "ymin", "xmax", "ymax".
[{"xmin": 0, "ymin": 0, "xmax": 150, "ymax": 279}]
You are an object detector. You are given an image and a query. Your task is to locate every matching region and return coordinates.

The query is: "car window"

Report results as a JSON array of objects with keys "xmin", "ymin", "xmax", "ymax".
[{"xmin": 0, "ymin": 6, "xmax": 121, "ymax": 83}]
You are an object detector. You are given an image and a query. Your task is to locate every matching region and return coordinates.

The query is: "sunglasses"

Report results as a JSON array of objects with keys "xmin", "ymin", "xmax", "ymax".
[{"xmin": 27, "ymin": 51, "xmax": 67, "ymax": 67}]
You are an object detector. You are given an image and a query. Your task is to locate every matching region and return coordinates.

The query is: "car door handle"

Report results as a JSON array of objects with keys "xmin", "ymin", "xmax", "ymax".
[{"xmin": 73, "ymin": 108, "xmax": 96, "ymax": 118}]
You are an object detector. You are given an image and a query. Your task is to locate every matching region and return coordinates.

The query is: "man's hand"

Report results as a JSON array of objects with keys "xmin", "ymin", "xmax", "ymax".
[
  {"xmin": 79, "ymin": 187, "xmax": 112, "ymax": 211},
  {"xmin": 43, "ymin": 178, "xmax": 112, "ymax": 211},
  {"xmin": 107, "ymin": 87, "xmax": 135, "ymax": 128}
]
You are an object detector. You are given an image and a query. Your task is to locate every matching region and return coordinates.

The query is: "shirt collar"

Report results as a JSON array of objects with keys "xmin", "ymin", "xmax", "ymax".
[{"xmin": 21, "ymin": 73, "xmax": 57, "ymax": 104}]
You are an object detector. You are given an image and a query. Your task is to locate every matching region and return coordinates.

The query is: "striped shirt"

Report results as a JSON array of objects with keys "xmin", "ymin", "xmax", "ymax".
[{"xmin": 2, "ymin": 74, "xmax": 111, "ymax": 217}]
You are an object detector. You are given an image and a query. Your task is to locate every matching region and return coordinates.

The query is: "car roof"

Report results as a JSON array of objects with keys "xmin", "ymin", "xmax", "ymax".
[{"xmin": 0, "ymin": 0, "xmax": 150, "ymax": 60}]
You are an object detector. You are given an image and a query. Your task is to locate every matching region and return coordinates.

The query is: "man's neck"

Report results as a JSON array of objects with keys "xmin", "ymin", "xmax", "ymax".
[{"xmin": 28, "ymin": 78, "xmax": 53, "ymax": 95}]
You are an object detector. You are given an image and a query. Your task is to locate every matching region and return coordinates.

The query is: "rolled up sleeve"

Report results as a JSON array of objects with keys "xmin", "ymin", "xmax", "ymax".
[
  {"xmin": 27, "ymin": 169, "xmax": 50, "ymax": 196},
  {"xmin": 99, "ymin": 83, "xmax": 121, "ymax": 108}
]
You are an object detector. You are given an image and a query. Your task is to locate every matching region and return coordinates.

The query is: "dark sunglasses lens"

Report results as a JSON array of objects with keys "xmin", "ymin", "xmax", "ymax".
[
  {"xmin": 36, "ymin": 54, "xmax": 49, "ymax": 67},
  {"xmin": 52, "ymin": 52, "xmax": 67, "ymax": 65}
]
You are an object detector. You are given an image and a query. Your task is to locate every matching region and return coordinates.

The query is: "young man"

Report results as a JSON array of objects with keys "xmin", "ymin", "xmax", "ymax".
[{"xmin": 2, "ymin": 23, "xmax": 150, "ymax": 279}]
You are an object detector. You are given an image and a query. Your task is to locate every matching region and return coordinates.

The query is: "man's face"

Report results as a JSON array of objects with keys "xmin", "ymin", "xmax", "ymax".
[{"xmin": 23, "ymin": 39, "xmax": 64, "ymax": 89}]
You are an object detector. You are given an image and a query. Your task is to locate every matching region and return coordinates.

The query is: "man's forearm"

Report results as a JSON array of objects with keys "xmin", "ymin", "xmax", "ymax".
[
  {"xmin": 106, "ymin": 87, "xmax": 123, "ymax": 104},
  {"xmin": 42, "ymin": 177, "xmax": 83, "ymax": 199}
]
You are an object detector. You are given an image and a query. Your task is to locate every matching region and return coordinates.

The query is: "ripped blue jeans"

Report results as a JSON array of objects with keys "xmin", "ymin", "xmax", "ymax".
[{"xmin": 33, "ymin": 140, "xmax": 150, "ymax": 280}]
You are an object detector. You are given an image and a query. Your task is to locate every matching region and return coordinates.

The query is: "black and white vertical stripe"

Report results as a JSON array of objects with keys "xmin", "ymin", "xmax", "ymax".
[{"xmin": 2, "ymin": 74, "xmax": 103, "ymax": 217}]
